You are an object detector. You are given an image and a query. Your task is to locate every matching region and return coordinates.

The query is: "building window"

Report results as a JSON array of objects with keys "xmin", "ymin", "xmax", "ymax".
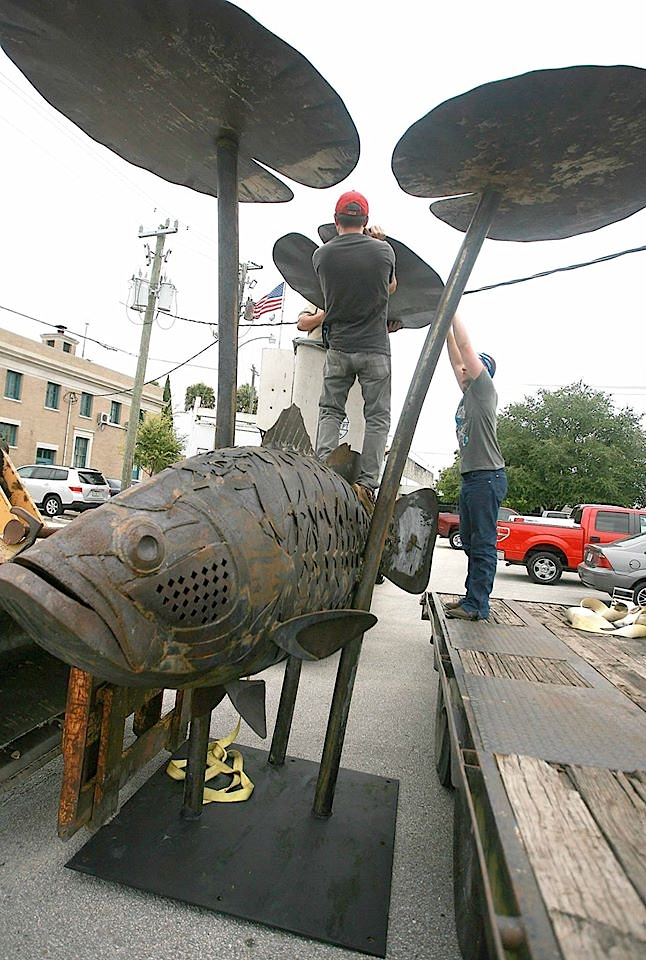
[
  {"xmin": 73, "ymin": 436, "xmax": 89, "ymax": 468},
  {"xmin": 4, "ymin": 370, "xmax": 22, "ymax": 401},
  {"xmin": 0, "ymin": 422, "xmax": 18, "ymax": 446},
  {"xmin": 80, "ymin": 392, "xmax": 93, "ymax": 418},
  {"xmin": 63, "ymin": 342, "xmax": 72, "ymax": 353},
  {"xmin": 35, "ymin": 447, "xmax": 56, "ymax": 465},
  {"xmin": 110, "ymin": 401, "xmax": 122, "ymax": 425},
  {"xmin": 45, "ymin": 382, "xmax": 61, "ymax": 410}
]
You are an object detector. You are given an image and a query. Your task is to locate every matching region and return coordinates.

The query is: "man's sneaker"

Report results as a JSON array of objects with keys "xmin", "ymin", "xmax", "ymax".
[
  {"xmin": 445, "ymin": 605, "xmax": 480, "ymax": 621},
  {"xmin": 444, "ymin": 598, "xmax": 465, "ymax": 610},
  {"xmin": 352, "ymin": 483, "xmax": 376, "ymax": 514}
]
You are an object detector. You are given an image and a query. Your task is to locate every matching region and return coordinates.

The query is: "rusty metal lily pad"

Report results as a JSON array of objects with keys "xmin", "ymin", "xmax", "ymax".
[
  {"xmin": 0, "ymin": 0, "xmax": 359, "ymax": 201},
  {"xmin": 392, "ymin": 65, "xmax": 646, "ymax": 241},
  {"xmin": 273, "ymin": 226, "xmax": 444, "ymax": 328}
]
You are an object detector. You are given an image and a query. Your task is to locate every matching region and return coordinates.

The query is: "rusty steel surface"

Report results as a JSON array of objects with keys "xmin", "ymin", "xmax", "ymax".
[
  {"xmin": 273, "ymin": 227, "xmax": 444, "ymax": 328},
  {"xmin": 0, "ymin": 445, "xmax": 373, "ymax": 688},
  {"xmin": 392, "ymin": 65, "xmax": 646, "ymax": 240},
  {"xmin": 0, "ymin": 406, "xmax": 437, "ymax": 698},
  {"xmin": 0, "ymin": 0, "xmax": 359, "ymax": 201}
]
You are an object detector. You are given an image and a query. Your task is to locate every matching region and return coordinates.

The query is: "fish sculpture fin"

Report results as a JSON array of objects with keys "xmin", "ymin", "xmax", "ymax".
[
  {"xmin": 224, "ymin": 679, "xmax": 267, "ymax": 739},
  {"xmin": 323, "ymin": 444, "xmax": 361, "ymax": 484},
  {"xmin": 273, "ymin": 609, "xmax": 377, "ymax": 661},
  {"xmin": 260, "ymin": 404, "xmax": 314, "ymax": 456},
  {"xmin": 381, "ymin": 488, "xmax": 440, "ymax": 594}
]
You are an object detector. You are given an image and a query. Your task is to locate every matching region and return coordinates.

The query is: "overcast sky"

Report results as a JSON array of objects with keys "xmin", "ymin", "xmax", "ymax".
[{"xmin": 1, "ymin": 0, "xmax": 645, "ymax": 474}]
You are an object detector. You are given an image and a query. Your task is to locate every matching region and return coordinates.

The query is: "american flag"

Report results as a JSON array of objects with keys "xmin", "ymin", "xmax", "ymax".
[{"xmin": 251, "ymin": 282, "xmax": 284, "ymax": 320}]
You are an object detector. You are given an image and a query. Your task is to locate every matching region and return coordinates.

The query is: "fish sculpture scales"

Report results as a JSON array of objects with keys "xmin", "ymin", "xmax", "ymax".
[{"xmin": 0, "ymin": 408, "xmax": 436, "ymax": 722}]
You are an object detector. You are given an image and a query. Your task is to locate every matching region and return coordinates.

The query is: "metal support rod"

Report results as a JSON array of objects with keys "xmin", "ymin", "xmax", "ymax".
[
  {"xmin": 312, "ymin": 189, "xmax": 501, "ymax": 819},
  {"xmin": 268, "ymin": 656, "xmax": 303, "ymax": 766},
  {"xmin": 214, "ymin": 135, "xmax": 240, "ymax": 449},
  {"xmin": 179, "ymin": 138, "xmax": 240, "ymax": 815},
  {"xmin": 180, "ymin": 713, "xmax": 211, "ymax": 819}
]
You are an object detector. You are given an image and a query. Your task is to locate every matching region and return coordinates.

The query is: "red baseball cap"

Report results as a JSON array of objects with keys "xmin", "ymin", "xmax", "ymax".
[{"xmin": 335, "ymin": 190, "xmax": 369, "ymax": 217}]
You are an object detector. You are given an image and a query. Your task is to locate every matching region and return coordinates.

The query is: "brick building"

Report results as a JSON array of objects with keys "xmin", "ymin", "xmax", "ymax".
[{"xmin": 0, "ymin": 326, "xmax": 163, "ymax": 477}]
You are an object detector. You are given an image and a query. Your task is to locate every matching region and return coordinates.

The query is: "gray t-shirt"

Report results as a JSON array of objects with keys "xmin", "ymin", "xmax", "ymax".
[
  {"xmin": 312, "ymin": 233, "xmax": 395, "ymax": 355},
  {"xmin": 455, "ymin": 369, "xmax": 505, "ymax": 473}
]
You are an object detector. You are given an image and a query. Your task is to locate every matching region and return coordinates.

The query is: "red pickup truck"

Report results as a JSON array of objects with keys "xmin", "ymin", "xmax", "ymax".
[
  {"xmin": 496, "ymin": 503, "xmax": 646, "ymax": 584},
  {"xmin": 439, "ymin": 506, "xmax": 518, "ymax": 549}
]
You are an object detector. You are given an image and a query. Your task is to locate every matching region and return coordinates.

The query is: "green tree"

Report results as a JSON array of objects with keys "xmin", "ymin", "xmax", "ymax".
[
  {"xmin": 185, "ymin": 382, "xmax": 215, "ymax": 411},
  {"xmin": 162, "ymin": 375, "xmax": 173, "ymax": 424},
  {"xmin": 497, "ymin": 382, "xmax": 646, "ymax": 513},
  {"xmin": 134, "ymin": 414, "xmax": 185, "ymax": 476},
  {"xmin": 436, "ymin": 459, "xmax": 461, "ymax": 504},
  {"xmin": 236, "ymin": 383, "xmax": 258, "ymax": 414}
]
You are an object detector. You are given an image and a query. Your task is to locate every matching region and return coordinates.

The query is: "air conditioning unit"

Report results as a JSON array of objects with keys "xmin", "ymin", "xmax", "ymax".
[{"xmin": 97, "ymin": 412, "xmax": 110, "ymax": 426}]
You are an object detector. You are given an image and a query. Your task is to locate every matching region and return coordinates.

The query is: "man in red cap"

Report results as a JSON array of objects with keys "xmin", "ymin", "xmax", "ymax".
[{"xmin": 312, "ymin": 190, "xmax": 398, "ymax": 508}]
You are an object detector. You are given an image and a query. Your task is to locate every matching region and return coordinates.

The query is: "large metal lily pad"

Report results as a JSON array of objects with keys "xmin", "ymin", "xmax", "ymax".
[
  {"xmin": 392, "ymin": 65, "xmax": 646, "ymax": 240},
  {"xmin": 0, "ymin": 0, "xmax": 359, "ymax": 201},
  {"xmin": 273, "ymin": 227, "xmax": 443, "ymax": 328}
]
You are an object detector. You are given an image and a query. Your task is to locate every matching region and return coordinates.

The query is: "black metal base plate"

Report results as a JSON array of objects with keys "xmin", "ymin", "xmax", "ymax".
[{"xmin": 66, "ymin": 745, "xmax": 399, "ymax": 957}]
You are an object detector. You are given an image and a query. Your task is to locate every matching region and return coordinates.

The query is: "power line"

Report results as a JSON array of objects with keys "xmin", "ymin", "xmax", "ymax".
[{"xmin": 464, "ymin": 243, "xmax": 646, "ymax": 295}]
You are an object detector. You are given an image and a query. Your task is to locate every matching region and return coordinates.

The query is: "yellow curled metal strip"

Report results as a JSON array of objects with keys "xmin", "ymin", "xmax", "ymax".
[{"xmin": 166, "ymin": 717, "xmax": 254, "ymax": 803}]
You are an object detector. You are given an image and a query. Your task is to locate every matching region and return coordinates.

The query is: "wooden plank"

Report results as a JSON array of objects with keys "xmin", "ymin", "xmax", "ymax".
[
  {"xmin": 568, "ymin": 766, "xmax": 646, "ymax": 903},
  {"xmin": 459, "ymin": 650, "xmax": 590, "ymax": 686},
  {"xmin": 527, "ymin": 602, "xmax": 646, "ymax": 712},
  {"xmin": 497, "ymin": 753, "xmax": 646, "ymax": 960}
]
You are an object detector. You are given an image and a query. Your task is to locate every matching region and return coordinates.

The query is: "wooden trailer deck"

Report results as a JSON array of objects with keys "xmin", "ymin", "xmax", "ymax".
[{"xmin": 427, "ymin": 592, "xmax": 646, "ymax": 960}]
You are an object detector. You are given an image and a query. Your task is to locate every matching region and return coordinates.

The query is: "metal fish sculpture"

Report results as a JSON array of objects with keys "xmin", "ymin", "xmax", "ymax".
[{"xmin": 0, "ymin": 407, "xmax": 437, "ymax": 708}]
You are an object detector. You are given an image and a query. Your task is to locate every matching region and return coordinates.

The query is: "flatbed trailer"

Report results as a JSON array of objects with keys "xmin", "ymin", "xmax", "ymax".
[{"xmin": 425, "ymin": 591, "xmax": 646, "ymax": 960}]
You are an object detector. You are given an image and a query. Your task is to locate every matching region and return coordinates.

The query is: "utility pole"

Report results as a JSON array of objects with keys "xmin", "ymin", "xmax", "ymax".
[
  {"xmin": 121, "ymin": 219, "xmax": 178, "ymax": 491},
  {"xmin": 249, "ymin": 364, "xmax": 259, "ymax": 413}
]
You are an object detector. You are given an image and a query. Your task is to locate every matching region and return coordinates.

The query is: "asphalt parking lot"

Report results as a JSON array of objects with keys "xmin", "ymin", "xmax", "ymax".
[{"xmin": 0, "ymin": 539, "xmax": 606, "ymax": 960}]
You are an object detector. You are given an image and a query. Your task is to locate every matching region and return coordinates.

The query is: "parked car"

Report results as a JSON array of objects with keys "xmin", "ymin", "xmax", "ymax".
[
  {"xmin": 439, "ymin": 506, "xmax": 519, "ymax": 549},
  {"xmin": 16, "ymin": 464, "xmax": 110, "ymax": 517},
  {"xmin": 578, "ymin": 532, "xmax": 646, "ymax": 606},
  {"xmin": 107, "ymin": 477, "xmax": 141, "ymax": 497}
]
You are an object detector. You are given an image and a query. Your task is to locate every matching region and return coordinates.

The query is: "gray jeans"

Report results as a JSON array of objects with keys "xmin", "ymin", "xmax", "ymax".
[{"xmin": 316, "ymin": 349, "xmax": 391, "ymax": 489}]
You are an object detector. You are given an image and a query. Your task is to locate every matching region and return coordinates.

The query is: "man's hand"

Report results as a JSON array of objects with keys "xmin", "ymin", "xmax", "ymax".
[
  {"xmin": 364, "ymin": 224, "xmax": 386, "ymax": 240},
  {"xmin": 387, "ymin": 319, "xmax": 403, "ymax": 333}
]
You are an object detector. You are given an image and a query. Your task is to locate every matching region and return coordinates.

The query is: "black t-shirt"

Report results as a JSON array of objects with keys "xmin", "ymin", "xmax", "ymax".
[{"xmin": 312, "ymin": 233, "xmax": 396, "ymax": 355}]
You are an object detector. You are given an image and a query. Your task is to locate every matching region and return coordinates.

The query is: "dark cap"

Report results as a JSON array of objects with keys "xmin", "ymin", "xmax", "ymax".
[{"xmin": 479, "ymin": 353, "xmax": 496, "ymax": 378}]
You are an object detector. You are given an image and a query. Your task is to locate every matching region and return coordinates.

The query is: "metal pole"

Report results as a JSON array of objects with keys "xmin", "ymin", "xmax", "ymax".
[
  {"xmin": 214, "ymin": 135, "xmax": 240, "ymax": 449},
  {"xmin": 268, "ymin": 656, "xmax": 302, "ymax": 766},
  {"xmin": 180, "ymin": 713, "xmax": 211, "ymax": 819},
  {"xmin": 121, "ymin": 222, "xmax": 177, "ymax": 491},
  {"xmin": 181, "ymin": 138, "xmax": 240, "ymax": 818},
  {"xmin": 312, "ymin": 189, "xmax": 501, "ymax": 819}
]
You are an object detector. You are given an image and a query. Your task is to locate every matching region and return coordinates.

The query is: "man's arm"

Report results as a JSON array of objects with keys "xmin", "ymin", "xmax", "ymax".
[
  {"xmin": 297, "ymin": 307, "xmax": 325, "ymax": 333},
  {"xmin": 452, "ymin": 313, "xmax": 484, "ymax": 380}
]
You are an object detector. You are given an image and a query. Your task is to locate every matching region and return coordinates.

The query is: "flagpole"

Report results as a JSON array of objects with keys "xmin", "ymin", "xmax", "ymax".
[{"xmin": 277, "ymin": 287, "xmax": 286, "ymax": 349}]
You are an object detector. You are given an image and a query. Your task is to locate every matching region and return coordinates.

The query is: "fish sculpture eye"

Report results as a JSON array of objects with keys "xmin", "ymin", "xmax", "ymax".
[{"xmin": 117, "ymin": 519, "xmax": 165, "ymax": 574}]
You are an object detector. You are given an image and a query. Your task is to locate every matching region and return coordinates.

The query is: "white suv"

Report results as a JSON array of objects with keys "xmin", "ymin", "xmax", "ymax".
[{"xmin": 16, "ymin": 465, "xmax": 111, "ymax": 517}]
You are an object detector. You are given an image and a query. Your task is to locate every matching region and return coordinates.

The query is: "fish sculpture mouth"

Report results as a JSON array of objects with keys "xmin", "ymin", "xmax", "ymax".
[{"xmin": 0, "ymin": 562, "xmax": 137, "ymax": 683}]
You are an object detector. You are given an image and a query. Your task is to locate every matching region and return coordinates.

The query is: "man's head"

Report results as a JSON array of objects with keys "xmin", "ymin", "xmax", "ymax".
[
  {"xmin": 334, "ymin": 190, "xmax": 369, "ymax": 230},
  {"xmin": 479, "ymin": 353, "xmax": 496, "ymax": 378}
]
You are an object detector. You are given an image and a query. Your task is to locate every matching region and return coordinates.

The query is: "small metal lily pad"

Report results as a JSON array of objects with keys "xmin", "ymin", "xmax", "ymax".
[{"xmin": 273, "ymin": 226, "xmax": 444, "ymax": 328}]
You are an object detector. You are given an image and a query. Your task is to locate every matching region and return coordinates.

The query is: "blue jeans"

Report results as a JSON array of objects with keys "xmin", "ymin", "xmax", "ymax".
[
  {"xmin": 316, "ymin": 349, "xmax": 391, "ymax": 489},
  {"xmin": 459, "ymin": 469, "xmax": 507, "ymax": 618}
]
